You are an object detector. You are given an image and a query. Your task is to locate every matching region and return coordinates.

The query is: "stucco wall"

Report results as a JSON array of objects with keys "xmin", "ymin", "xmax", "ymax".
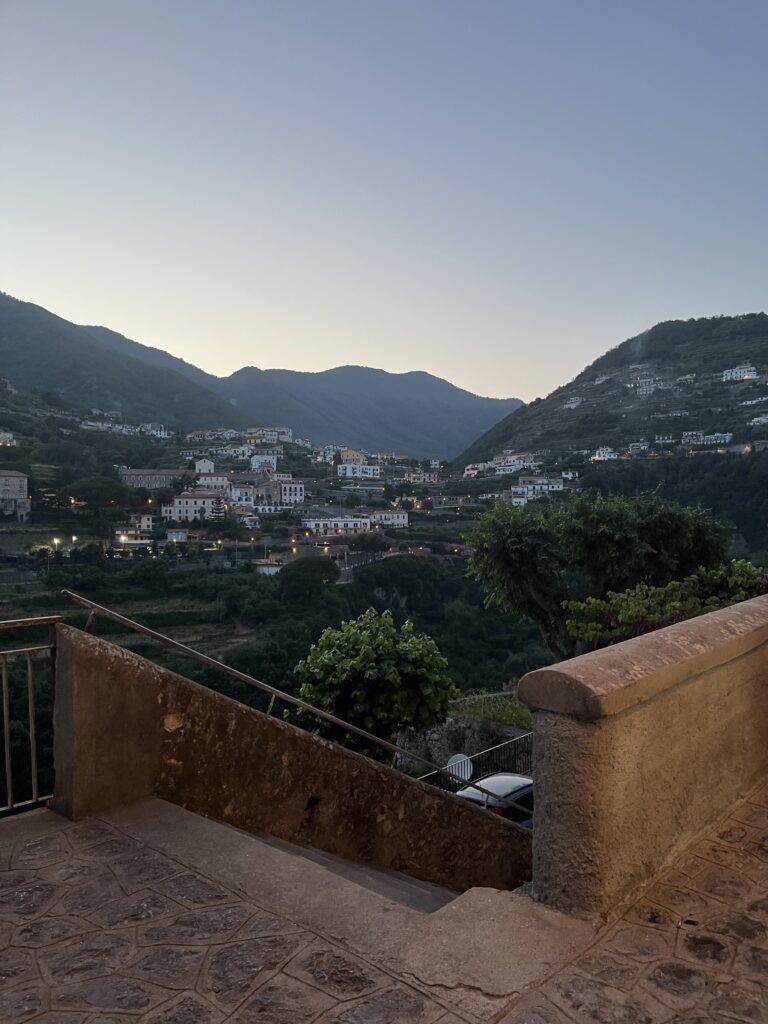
[
  {"xmin": 519, "ymin": 594, "xmax": 768, "ymax": 919},
  {"xmin": 52, "ymin": 625, "xmax": 531, "ymax": 893}
]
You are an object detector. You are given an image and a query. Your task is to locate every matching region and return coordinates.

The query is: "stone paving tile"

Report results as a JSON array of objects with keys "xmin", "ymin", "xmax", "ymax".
[
  {"xmin": 283, "ymin": 938, "xmax": 390, "ymax": 1001},
  {"xmin": 227, "ymin": 974, "xmax": 335, "ymax": 1023},
  {"xmin": 39, "ymin": 859, "xmax": 111, "ymax": 887},
  {"xmin": 55, "ymin": 875, "xmax": 125, "ymax": 917},
  {"xmin": 87, "ymin": 891, "xmax": 180, "ymax": 929},
  {"xmin": 141, "ymin": 992, "xmax": 224, "ymax": 1024},
  {"xmin": 137, "ymin": 904, "xmax": 256, "ymax": 946},
  {"xmin": 317, "ymin": 983, "xmax": 445, "ymax": 1022},
  {"xmin": 12, "ymin": 915, "xmax": 87, "ymax": 948},
  {"xmin": 151, "ymin": 873, "xmax": 235, "ymax": 909},
  {"xmin": 51, "ymin": 975, "xmax": 170, "ymax": 1014},
  {"xmin": 12, "ymin": 832, "xmax": 72, "ymax": 869},
  {"xmin": 38, "ymin": 931, "xmax": 135, "ymax": 985},
  {"xmin": 0, "ymin": 945, "xmax": 39, "ymax": 989},
  {"xmin": 198, "ymin": 932, "xmax": 313, "ymax": 1010},
  {"xmin": 0, "ymin": 982, "xmax": 46, "ymax": 1021},
  {"xmin": 1, "ymin": 785, "xmax": 767, "ymax": 1024},
  {"xmin": 112, "ymin": 850, "xmax": 180, "ymax": 895}
]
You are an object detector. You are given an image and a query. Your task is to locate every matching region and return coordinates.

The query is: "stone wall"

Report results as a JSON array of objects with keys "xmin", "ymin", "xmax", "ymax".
[
  {"xmin": 52, "ymin": 626, "xmax": 531, "ymax": 893},
  {"xmin": 519, "ymin": 594, "xmax": 768, "ymax": 919}
]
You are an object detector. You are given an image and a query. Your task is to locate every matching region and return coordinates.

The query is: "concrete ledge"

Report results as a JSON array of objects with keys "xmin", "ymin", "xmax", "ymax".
[
  {"xmin": 52, "ymin": 625, "xmax": 531, "ymax": 894},
  {"xmin": 519, "ymin": 593, "xmax": 768, "ymax": 721},
  {"xmin": 518, "ymin": 594, "xmax": 768, "ymax": 918}
]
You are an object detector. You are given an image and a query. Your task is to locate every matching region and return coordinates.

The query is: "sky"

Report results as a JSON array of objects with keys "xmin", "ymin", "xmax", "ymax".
[{"xmin": 1, "ymin": 1, "xmax": 766, "ymax": 401}]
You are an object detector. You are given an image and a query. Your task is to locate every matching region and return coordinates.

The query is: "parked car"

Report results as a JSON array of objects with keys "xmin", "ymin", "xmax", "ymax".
[{"xmin": 455, "ymin": 772, "xmax": 534, "ymax": 828}]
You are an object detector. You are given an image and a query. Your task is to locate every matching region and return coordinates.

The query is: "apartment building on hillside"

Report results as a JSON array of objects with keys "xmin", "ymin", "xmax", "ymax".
[
  {"xmin": 0, "ymin": 470, "xmax": 30, "ymax": 521},
  {"xmin": 336, "ymin": 463, "xmax": 382, "ymax": 479}
]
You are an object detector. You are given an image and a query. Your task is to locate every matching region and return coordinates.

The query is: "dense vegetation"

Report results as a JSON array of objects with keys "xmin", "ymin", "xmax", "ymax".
[
  {"xmin": 23, "ymin": 554, "xmax": 550, "ymax": 701},
  {"xmin": 581, "ymin": 450, "xmax": 768, "ymax": 554},
  {"xmin": 468, "ymin": 492, "xmax": 730, "ymax": 658},
  {"xmin": 293, "ymin": 608, "xmax": 457, "ymax": 757}
]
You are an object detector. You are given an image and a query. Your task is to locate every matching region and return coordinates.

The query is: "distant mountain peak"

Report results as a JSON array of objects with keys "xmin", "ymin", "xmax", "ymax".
[{"xmin": 0, "ymin": 291, "xmax": 522, "ymax": 456}]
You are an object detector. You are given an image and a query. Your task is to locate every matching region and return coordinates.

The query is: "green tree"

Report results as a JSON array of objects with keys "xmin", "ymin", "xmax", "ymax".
[
  {"xmin": 564, "ymin": 559, "xmax": 766, "ymax": 650},
  {"xmin": 468, "ymin": 492, "xmax": 730, "ymax": 659},
  {"xmin": 292, "ymin": 608, "xmax": 457, "ymax": 757},
  {"xmin": 279, "ymin": 557, "xmax": 340, "ymax": 602}
]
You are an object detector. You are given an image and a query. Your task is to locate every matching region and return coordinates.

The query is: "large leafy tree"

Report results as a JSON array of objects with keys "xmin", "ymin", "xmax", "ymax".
[
  {"xmin": 292, "ymin": 608, "xmax": 457, "ymax": 758},
  {"xmin": 564, "ymin": 560, "xmax": 766, "ymax": 650},
  {"xmin": 468, "ymin": 492, "xmax": 730, "ymax": 659}
]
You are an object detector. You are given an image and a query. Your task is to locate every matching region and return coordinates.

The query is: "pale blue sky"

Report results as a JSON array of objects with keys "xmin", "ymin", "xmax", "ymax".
[{"xmin": 1, "ymin": 1, "xmax": 766, "ymax": 400}]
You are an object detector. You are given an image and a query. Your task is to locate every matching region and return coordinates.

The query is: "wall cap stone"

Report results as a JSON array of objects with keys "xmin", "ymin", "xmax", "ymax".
[{"xmin": 518, "ymin": 594, "xmax": 768, "ymax": 721}]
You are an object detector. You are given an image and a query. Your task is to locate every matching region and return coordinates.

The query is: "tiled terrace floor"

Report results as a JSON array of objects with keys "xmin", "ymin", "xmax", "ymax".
[
  {"xmin": 503, "ymin": 778, "xmax": 768, "ymax": 1024},
  {"xmin": 0, "ymin": 808, "xmax": 471, "ymax": 1024},
  {"xmin": 0, "ymin": 780, "xmax": 766, "ymax": 1024}
]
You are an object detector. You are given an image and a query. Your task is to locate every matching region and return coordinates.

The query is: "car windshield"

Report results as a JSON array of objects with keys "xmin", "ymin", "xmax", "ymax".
[{"xmin": 458, "ymin": 773, "xmax": 532, "ymax": 800}]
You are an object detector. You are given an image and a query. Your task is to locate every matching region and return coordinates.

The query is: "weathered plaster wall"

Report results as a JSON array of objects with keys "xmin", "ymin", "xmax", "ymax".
[
  {"xmin": 52, "ymin": 625, "xmax": 531, "ymax": 893},
  {"xmin": 519, "ymin": 594, "xmax": 768, "ymax": 919}
]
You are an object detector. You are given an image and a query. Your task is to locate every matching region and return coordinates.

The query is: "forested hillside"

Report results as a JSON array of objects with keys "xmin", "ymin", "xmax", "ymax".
[
  {"xmin": 458, "ymin": 314, "xmax": 768, "ymax": 465},
  {"xmin": 0, "ymin": 293, "xmax": 247, "ymax": 429},
  {"xmin": 0, "ymin": 291, "xmax": 521, "ymax": 455}
]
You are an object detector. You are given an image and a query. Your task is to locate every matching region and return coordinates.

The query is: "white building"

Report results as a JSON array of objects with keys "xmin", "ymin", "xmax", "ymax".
[
  {"xmin": 302, "ymin": 516, "xmax": 372, "ymax": 536},
  {"xmin": 563, "ymin": 397, "xmax": 582, "ymax": 410},
  {"xmin": 0, "ymin": 470, "xmax": 30, "ymax": 521},
  {"xmin": 0, "ymin": 432, "xmax": 17, "ymax": 447},
  {"xmin": 161, "ymin": 490, "xmax": 224, "ymax": 522},
  {"xmin": 248, "ymin": 426, "xmax": 293, "ymax": 443},
  {"xmin": 280, "ymin": 481, "xmax": 305, "ymax": 504},
  {"xmin": 230, "ymin": 483, "xmax": 255, "ymax": 505},
  {"xmin": 195, "ymin": 458, "xmax": 215, "ymax": 474},
  {"xmin": 723, "ymin": 365, "xmax": 758, "ymax": 382},
  {"xmin": 369, "ymin": 510, "xmax": 409, "ymax": 529},
  {"xmin": 403, "ymin": 470, "xmax": 437, "ymax": 485},
  {"xmin": 463, "ymin": 462, "xmax": 491, "ymax": 479},
  {"xmin": 591, "ymin": 447, "xmax": 619, "ymax": 462},
  {"xmin": 750, "ymin": 415, "xmax": 768, "ymax": 426},
  {"xmin": 682, "ymin": 431, "xmax": 705, "ymax": 446},
  {"xmin": 166, "ymin": 528, "xmax": 190, "ymax": 543},
  {"xmin": 140, "ymin": 423, "xmax": 172, "ymax": 439},
  {"xmin": 196, "ymin": 472, "xmax": 231, "ymax": 490},
  {"xmin": 251, "ymin": 453, "xmax": 278, "ymax": 472},
  {"xmin": 336, "ymin": 464, "xmax": 382, "ymax": 479},
  {"xmin": 702, "ymin": 433, "xmax": 734, "ymax": 446}
]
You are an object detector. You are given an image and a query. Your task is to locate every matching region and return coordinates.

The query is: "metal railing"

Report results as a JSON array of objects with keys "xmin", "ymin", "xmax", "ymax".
[
  {"xmin": 62, "ymin": 590, "xmax": 533, "ymax": 819},
  {"xmin": 0, "ymin": 616, "xmax": 60, "ymax": 816},
  {"xmin": 417, "ymin": 732, "xmax": 534, "ymax": 794}
]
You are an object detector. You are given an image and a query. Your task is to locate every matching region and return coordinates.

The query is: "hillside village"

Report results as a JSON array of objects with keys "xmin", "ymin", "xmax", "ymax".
[
  {"xmin": 5, "ymin": 350, "xmax": 768, "ymax": 570},
  {"xmin": 463, "ymin": 357, "xmax": 768, "ymax": 484}
]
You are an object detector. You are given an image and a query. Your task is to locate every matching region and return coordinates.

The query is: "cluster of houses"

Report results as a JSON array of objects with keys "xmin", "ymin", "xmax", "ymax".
[
  {"xmin": 588, "ymin": 363, "xmax": 762, "ymax": 403},
  {"xmin": 463, "ymin": 450, "xmax": 551, "ymax": 479}
]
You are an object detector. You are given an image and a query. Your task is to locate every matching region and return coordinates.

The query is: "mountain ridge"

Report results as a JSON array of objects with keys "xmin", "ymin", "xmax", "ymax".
[
  {"xmin": 0, "ymin": 292, "xmax": 521, "ymax": 456},
  {"xmin": 456, "ymin": 313, "xmax": 768, "ymax": 466}
]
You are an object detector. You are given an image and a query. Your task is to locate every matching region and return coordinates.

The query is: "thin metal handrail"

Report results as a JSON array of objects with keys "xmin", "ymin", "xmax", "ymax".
[
  {"xmin": 417, "ymin": 732, "xmax": 533, "ymax": 783},
  {"xmin": 0, "ymin": 620, "xmax": 57, "ymax": 816},
  {"xmin": 61, "ymin": 590, "xmax": 529, "ymax": 815},
  {"xmin": 0, "ymin": 616, "xmax": 62, "ymax": 630}
]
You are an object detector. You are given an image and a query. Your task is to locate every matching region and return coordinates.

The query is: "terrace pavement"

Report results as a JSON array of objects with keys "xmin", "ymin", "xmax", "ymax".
[{"xmin": 0, "ymin": 778, "xmax": 766, "ymax": 1024}]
